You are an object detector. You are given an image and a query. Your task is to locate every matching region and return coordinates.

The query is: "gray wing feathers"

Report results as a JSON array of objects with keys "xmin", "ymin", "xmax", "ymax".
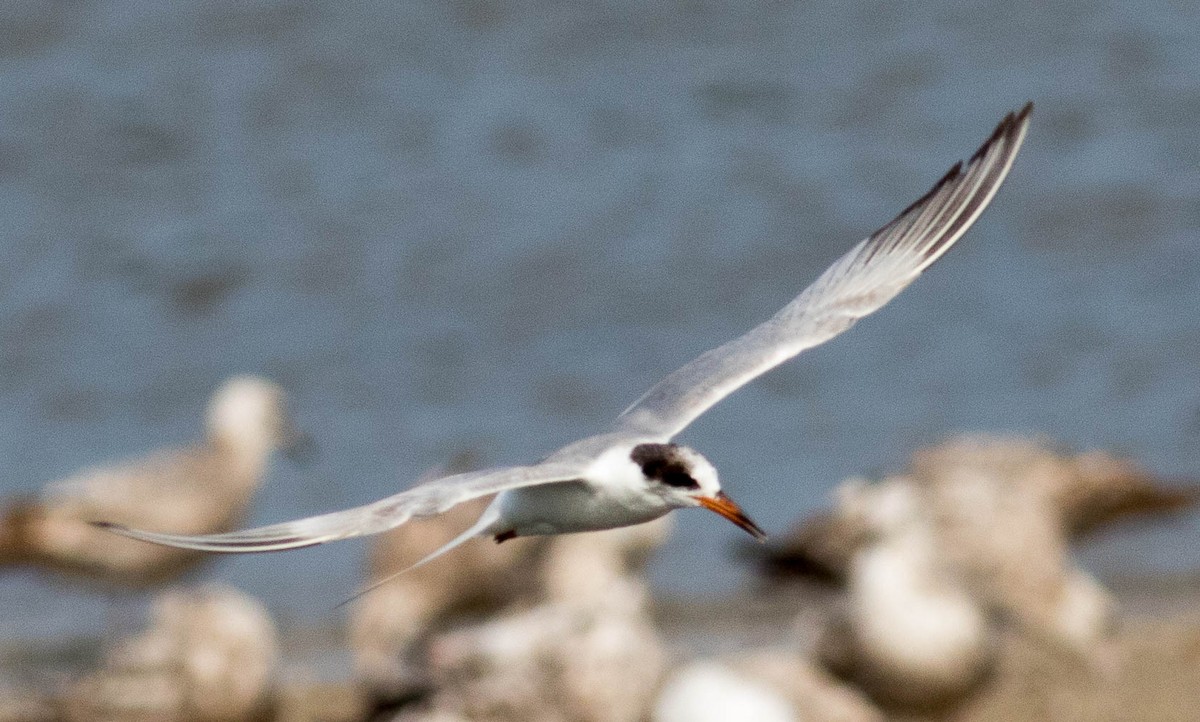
[
  {"xmin": 617, "ymin": 103, "xmax": 1031, "ymax": 438},
  {"xmin": 93, "ymin": 463, "xmax": 580, "ymax": 553}
]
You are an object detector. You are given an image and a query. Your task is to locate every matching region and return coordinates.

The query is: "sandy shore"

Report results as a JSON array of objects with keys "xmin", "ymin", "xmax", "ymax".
[{"xmin": 3, "ymin": 571, "xmax": 1200, "ymax": 721}]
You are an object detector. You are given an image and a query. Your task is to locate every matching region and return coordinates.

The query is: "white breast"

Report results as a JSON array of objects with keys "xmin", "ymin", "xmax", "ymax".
[{"xmin": 496, "ymin": 480, "xmax": 671, "ymax": 537}]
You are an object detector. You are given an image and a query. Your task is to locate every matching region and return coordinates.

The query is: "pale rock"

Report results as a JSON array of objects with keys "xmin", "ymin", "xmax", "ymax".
[
  {"xmin": 654, "ymin": 661, "xmax": 796, "ymax": 722},
  {"xmin": 416, "ymin": 579, "xmax": 665, "ymax": 722},
  {"xmin": 64, "ymin": 584, "xmax": 278, "ymax": 722}
]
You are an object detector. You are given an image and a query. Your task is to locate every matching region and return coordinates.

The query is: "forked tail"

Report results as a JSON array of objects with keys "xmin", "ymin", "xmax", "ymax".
[{"xmin": 334, "ymin": 499, "xmax": 503, "ymax": 609}]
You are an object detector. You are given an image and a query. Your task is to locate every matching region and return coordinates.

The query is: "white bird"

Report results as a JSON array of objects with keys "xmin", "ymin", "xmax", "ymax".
[
  {"xmin": 818, "ymin": 476, "xmax": 996, "ymax": 710},
  {"xmin": 95, "ymin": 104, "xmax": 1032, "ymax": 576}
]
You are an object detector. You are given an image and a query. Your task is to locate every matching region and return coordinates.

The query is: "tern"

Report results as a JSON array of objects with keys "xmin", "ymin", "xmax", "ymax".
[{"xmin": 96, "ymin": 104, "xmax": 1031, "ymax": 578}]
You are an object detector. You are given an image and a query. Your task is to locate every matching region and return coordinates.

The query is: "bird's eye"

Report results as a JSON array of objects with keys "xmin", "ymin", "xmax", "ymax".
[
  {"xmin": 660, "ymin": 466, "xmax": 700, "ymax": 490},
  {"xmin": 631, "ymin": 442, "xmax": 701, "ymax": 491}
]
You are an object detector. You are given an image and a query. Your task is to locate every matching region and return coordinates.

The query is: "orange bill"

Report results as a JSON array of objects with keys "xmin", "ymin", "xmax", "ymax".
[{"xmin": 698, "ymin": 491, "xmax": 767, "ymax": 542}]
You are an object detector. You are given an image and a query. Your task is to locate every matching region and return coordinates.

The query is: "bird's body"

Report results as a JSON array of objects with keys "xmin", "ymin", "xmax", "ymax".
[
  {"xmin": 97, "ymin": 104, "xmax": 1032, "ymax": 574},
  {"xmin": 496, "ymin": 479, "xmax": 668, "ymax": 539}
]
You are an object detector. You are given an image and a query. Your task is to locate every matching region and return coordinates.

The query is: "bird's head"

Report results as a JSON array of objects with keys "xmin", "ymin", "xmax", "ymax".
[
  {"xmin": 630, "ymin": 442, "xmax": 766, "ymax": 541},
  {"xmin": 206, "ymin": 376, "xmax": 311, "ymax": 462}
]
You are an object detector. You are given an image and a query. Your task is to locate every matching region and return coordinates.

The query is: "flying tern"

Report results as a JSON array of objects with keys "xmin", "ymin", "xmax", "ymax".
[{"xmin": 96, "ymin": 104, "xmax": 1032, "ymax": 575}]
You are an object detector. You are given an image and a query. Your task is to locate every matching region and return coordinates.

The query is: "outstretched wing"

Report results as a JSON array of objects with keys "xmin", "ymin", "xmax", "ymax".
[
  {"xmin": 617, "ymin": 103, "xmax": 1032, "ymax": 439},
  {"xmin": 92, "ymin": 462, "xmax": 582, "ymax": 553}
]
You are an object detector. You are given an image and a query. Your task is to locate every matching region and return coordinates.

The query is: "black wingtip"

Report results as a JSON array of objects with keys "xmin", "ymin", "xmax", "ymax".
[
  {"xmin": 862, "ymin": 102, "xmax": 1032, "ymax": 269},
  {"xmin": 890, "ymin": 102, "xmax": 1034, "ymax": 226},
  {"xmin": 899, "ymin": 102, "xmax": 1032, "ymax": 223},
  {"xmin": 969, "ymin": 102, "xmax": 1033, "ymax": 164},
  {"xmin": 894, "ymin": 160, "xmax": 964, "ymax": 220},
  {"xmin": 90, "ymin": 520, "xmax": 120, "ymax": 531}
]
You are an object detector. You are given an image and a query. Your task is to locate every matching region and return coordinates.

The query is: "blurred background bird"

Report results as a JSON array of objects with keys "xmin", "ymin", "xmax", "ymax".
[
  {"xmin": 743, "ymin": 436, "xmax": 1198, "ymax": 712},
  {"xmin": 0, "ymin": 375, "xmax": 306, "ymax": 588},
  {"xmin": 750, "ymin": 436, "xmax": 1197, "ymax": 585}
]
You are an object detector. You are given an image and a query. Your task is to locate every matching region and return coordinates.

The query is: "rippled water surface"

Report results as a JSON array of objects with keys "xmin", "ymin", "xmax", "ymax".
[{"xmin": 2, "ymin": 0, "xmax": 1199, "ymax": 636}]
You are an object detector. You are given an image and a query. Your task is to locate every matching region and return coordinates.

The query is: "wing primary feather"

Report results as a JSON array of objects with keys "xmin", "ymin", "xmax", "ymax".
[
  {"xmin": 892, "ymin": 160, "xmax": 963, "ymax": 224},
  {"xmin": 616, "ymin": 103, "xmax": 1032, "ymax": 438},
  {"xmin": 91, "ymin": 462, "xmax": 582, "ymax": 554},
  {"xmin": 89, "ymin": 520, "xmax": 338, "ymax": 553}
]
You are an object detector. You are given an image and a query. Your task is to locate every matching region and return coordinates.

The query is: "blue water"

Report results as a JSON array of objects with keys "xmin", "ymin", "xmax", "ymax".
[{"xmin": 2, "ymin": 0, "xmax": 1200, "ymax": 637}]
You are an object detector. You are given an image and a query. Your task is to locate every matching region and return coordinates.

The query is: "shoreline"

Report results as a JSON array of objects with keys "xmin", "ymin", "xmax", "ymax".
[{"xmin": 6, "ymin": 567, "xmax": 1199, "ymax": 676}]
